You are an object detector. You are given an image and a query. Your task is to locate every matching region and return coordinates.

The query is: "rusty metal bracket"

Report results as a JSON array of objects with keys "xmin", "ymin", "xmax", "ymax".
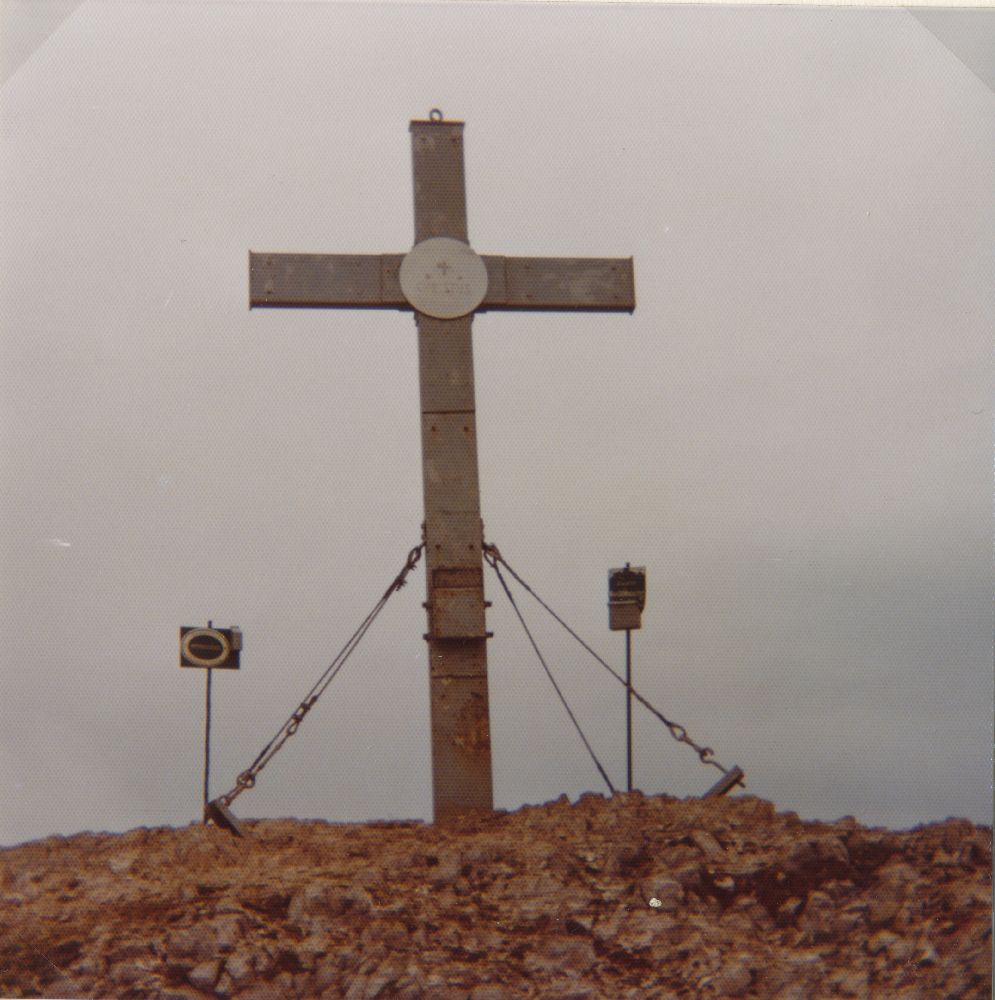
[
  {"xmin": 703, "ymin": 765, "xmax": 746, "ymax": 798},
  {"xmin": 204, "ymin": 798, "xmax": 245, "ymax": 837}
]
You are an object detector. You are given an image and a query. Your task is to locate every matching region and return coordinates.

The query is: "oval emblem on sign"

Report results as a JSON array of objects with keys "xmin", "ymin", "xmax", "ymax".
[
  {"xmin": 182, "ymin": 628, "xmax": 230, "ymax": 668},
  {"xmin": 399, "ymin": 237, "xmax": 488, "ymax": 319}
]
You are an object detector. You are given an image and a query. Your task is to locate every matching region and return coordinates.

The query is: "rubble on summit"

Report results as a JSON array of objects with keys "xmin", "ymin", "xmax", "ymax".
[{"xmin": 1, "ymin": 792, "xmax": 990, "ymax": 998}]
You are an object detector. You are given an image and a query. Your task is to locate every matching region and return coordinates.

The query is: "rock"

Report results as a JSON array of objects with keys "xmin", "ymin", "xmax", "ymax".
[
  {"xmin": 187, "ymin": 959, "xmax": 220, "ymax": 989},
  {"xmin": 798, "ymin": 890, "xmax": 836, "ymax": 942},
  {"xmin": 867, "ymin": 929, "xmax": 899, "ymax": 955},
  {"xmin": 469, "ymin": 986, "xmax": 505, "ymax": 1000},
  {"xmin": 0, "ymin": 795, "xmax": 989, "ymax": 1000},
  {"xmin": 710, "ymin": 954, "xmax": 753, "ymax": 997},
  {"xmin": 643, "ymin": 875, "xmax": 684, "ymax": 912},
  {"xmin": 691, "ymin": 829, "xmax": 724, "ymax": 856}
]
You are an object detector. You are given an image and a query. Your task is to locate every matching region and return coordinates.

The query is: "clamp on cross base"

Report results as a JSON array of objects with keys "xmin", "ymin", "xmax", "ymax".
[
  {"xmin": 204, "ymin": 798, "xmax": 245, "ymax": 838},
  {"xmin": 703, "ymin": 765, "xmax": 746, "ymax": 798}
]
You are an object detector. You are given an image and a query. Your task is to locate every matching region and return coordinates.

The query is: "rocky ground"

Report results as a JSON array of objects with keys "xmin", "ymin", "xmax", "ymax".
[{"xmin": 0, "ymin": 792, "xmax": 991, "ymax": 999}]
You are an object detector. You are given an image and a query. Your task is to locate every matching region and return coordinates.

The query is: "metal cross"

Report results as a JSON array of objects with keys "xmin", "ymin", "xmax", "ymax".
[{"xmin": 249, "ymin": 115, "xmax": 635, "ymax": 823}]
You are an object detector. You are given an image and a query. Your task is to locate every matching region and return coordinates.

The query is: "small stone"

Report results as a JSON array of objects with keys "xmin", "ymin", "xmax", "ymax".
[
  {"xmin": 110, "ymin": 959, "xmax": 157, "ymax": 985},
  {"xmin": 886, "ymin": 935, "xmax": 916, "ymax": 963},
  {"xmin": 643, "ymin": 877, "xmax": 683, "ymax": 912},
  {"xmin": 798, "ymin": 890, "xmax": 836, "ymax": 942},
  {"xmin": 223, "ymin": 950, "xmax": 253, "ymax": 984},
  {"xmin": 711, "ymin": 955, "xmax": 753, "ymax": 997},
  {"xmin": 469, "ymin": 987, "xmax": 505, "ymax": 1000},
  {"xmin": 691, "ymin": 830, "xmax": 723, "ymax": 856},
  {"xmin": 828, "ymin": 968, "xmax": 869, "ymax": 998},
  {"xmin": 867, "ymin": 929, "xmax": 899, "ymax": 955},
  {"xmin": 344, "ymin": 974, "xmax": 368, "ymax": 1000},
  {"xmin": 187, "ymin": 959, "xmax": 220, "ymax": 990}
]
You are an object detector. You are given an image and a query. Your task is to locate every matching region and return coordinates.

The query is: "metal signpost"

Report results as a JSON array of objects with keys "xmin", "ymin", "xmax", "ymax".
[
  {"xmin": 248, "ymin": 112, "xmax": 635, "ymax": 822},
  {"xmin": 179, "ymin": 622, "xmax": 241, "ymax": 823},
  {"xmin": 608, "ymin": 564, "xmax": 646, "ymax": 792}
]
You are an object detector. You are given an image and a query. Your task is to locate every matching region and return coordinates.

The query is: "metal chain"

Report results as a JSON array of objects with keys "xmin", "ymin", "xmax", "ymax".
[
  {"xmin": 483, "ymin": 542, "xmax": 740, "ymax": 781},
  {"xmin": 213, "ymin": 544, "xmax": 424, "ymax": 808}
]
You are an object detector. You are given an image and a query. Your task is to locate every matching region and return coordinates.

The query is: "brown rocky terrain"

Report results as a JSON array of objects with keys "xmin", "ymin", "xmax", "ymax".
[{"xmin": 0, "ymin": 792, "xmax": 990, "ymax": 999}]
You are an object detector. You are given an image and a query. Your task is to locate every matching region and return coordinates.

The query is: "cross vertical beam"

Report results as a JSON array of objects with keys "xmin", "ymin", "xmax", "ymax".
[{"xmin": 411, "ymin": 119, "xmax": 493, "ymax": 821}]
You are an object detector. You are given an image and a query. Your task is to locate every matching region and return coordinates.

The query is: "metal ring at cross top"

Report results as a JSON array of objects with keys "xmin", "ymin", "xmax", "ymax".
[{"xmin": 429, "ymin": 108, "xmax": 444, "ymax": 121}]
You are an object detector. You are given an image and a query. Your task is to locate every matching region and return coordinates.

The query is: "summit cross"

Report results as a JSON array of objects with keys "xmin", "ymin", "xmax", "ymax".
[{"xmin": 249, "ymin": 113, "xmax": 635, "ymax": 823}]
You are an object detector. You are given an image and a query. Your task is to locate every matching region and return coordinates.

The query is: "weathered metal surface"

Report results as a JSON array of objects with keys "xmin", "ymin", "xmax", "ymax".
[
  {"xmin": 410, "ymin": 119, "xmax": 469, "ymax": 243},
  {"xmin": 204, "ymin": 798, "xmax": 245, "ymax": 837},
  {"xmin": 400, "ymin": 237, "xmax": 488, "ymax": 318},
  {"xmin": 429, "ymin": 673, "xmax": 494, "ymax": 823},
  {"xmin": 432, "ymin": 588, "xmax": 487, "ymax": 638},
  {"xmin": 248, "ymin": 252, "xmax": 404, "ymax": 308},
  {"xmin": 424, "ymin": 510, "xmax": 485, "ymax": 569},
  {"xmin": 487, "ymin": 256, "xmax": 636, "ymax": 311},
  {"xmin": 250, "ymin": 251, "xmax": 632, "ymax": 313},
  {"xmin": 421, "ymin": 413, "xmax": 481, "ymax": 514},
  {"xmin": 411, "ymin": 117, "xmax": 494, "ymax": 819},
  {"xmin": 609, "ymin": 565, "xmax": 647, "ymax": 631},
  {"xmin": 703, "ymin": 765, "xmax": 746, "ymax": 798},
  {"xmin": 430, "ymin": 566, "xmax": 487, "ymax": 638},
  {"xmin": 416, "ymin": 313, "xmax": 476, "ymax": 411},
  {"xmin": 609, "ymin": 602, "xmax": 643, "ymax": 631}
]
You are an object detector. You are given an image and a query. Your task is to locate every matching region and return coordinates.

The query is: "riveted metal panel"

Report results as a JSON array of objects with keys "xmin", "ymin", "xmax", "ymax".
[
  {"xmin": 381, "ymin": 254, "xmax": 405, "ymax": 301},
  {"xmin": 609, "ymin": 602, "xmax": 643, "ymax": 631},
  {"xmin": 421, "ymin": 413, "xmax": 481, "ymax": 514},
  {"xmin": 249, "ymin": 252, "xmax": 407, "ymax": 308},
  {"xmin": 432, "ymin": 588, "xmax": 487, "ymax": 638},
  {"xmin": 489, "ymin": 256, "xmax": 635, "ymax": 311},
  {"xmin": 417, "ymin": 315, "xmax": 477, "ymax": 412},
  {"xmin": 429, "ymin": 672, "xmax": 494, "ymax": 821},
  {"xmin": 410, "ymin": 120, "xmax": 469, "ymax": 243},
  {"xmin": 423, "ymin": 510, "xmax": 484, "ymax": 570},
  {"xmin": 428, "ymin": 640, "xmax": 487, "ymax": 679}
]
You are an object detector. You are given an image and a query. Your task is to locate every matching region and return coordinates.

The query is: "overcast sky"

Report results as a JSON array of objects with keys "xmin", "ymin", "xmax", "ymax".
[{"xmin": 1, "ymin": 1, "xmax": 992, "ymax": 847}]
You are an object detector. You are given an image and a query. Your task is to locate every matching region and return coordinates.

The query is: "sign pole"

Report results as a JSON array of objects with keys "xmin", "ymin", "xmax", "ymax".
[
  {"xmin": 625, "ymin": 627, "xmax": 633, "ymax": 792},
  {"xmin": 204, "ymin": 668, "xmax": 213, "ymax": 814},
  {"xmin": 609, "ymin": 564, "xmax": 646, "ymax": 794},
  {"xmin": 203, "ymin": 620, "xmax": 213, "ymax": 819},
  {"xmin": 179, "ymin": 620, "xmax": 241, "ymax": 824}
]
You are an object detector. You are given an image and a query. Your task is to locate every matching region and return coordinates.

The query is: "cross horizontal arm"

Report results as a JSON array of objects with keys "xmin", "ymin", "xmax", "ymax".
[
  {"xmin": 250, "ymin": 252, "xmax": 634, "ymax": 312},
  {"xmin": 249, "ymin": 252, "xmax": 406, "ymax": 308},
  {"xmin": 481, "ymin": 256, "xmax": 635, "ymax": 312}
]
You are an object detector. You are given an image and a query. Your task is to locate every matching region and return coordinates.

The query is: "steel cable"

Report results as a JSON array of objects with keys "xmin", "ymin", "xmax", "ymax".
[
  {"xmin": 488, "ymin": 555, "xmax": 617, "ymax": 795},
  {"xmin": 214, "ymin": 544, "xmax": 423, "ymax": 807},
  {"xmin": 483, "ymin": 542, "xmax": 736, "ymax": 778}
]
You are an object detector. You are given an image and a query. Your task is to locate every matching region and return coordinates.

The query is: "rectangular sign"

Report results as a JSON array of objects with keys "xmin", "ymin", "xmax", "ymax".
[{"xmin": 179, "ymin": 626, "xmax": 241, "ymax": 670}]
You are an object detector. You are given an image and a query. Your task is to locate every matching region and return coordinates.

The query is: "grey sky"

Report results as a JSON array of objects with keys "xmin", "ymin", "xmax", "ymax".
[{"xmin": 1, "ymin": 2, "xmax": 992, "ymax": 847}]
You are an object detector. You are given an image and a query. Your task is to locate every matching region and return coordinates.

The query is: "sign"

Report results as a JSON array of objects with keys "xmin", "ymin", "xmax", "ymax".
[
  {"xmin": 399, "ymin": 237, "xmax": 489, "ymax": 319},
  {"xmin": 180, "ymin": 626, "xmax": 241, "ymax": 670},
  {"xmin": 609, "ymin": 565, "xmax": 646, "ymax": 631}
]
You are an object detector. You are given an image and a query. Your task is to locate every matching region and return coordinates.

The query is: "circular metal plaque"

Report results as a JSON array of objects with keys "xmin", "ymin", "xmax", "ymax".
[{"xmin": 399, "ymin": 237, "xmax": 488, "ymax": 319}]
